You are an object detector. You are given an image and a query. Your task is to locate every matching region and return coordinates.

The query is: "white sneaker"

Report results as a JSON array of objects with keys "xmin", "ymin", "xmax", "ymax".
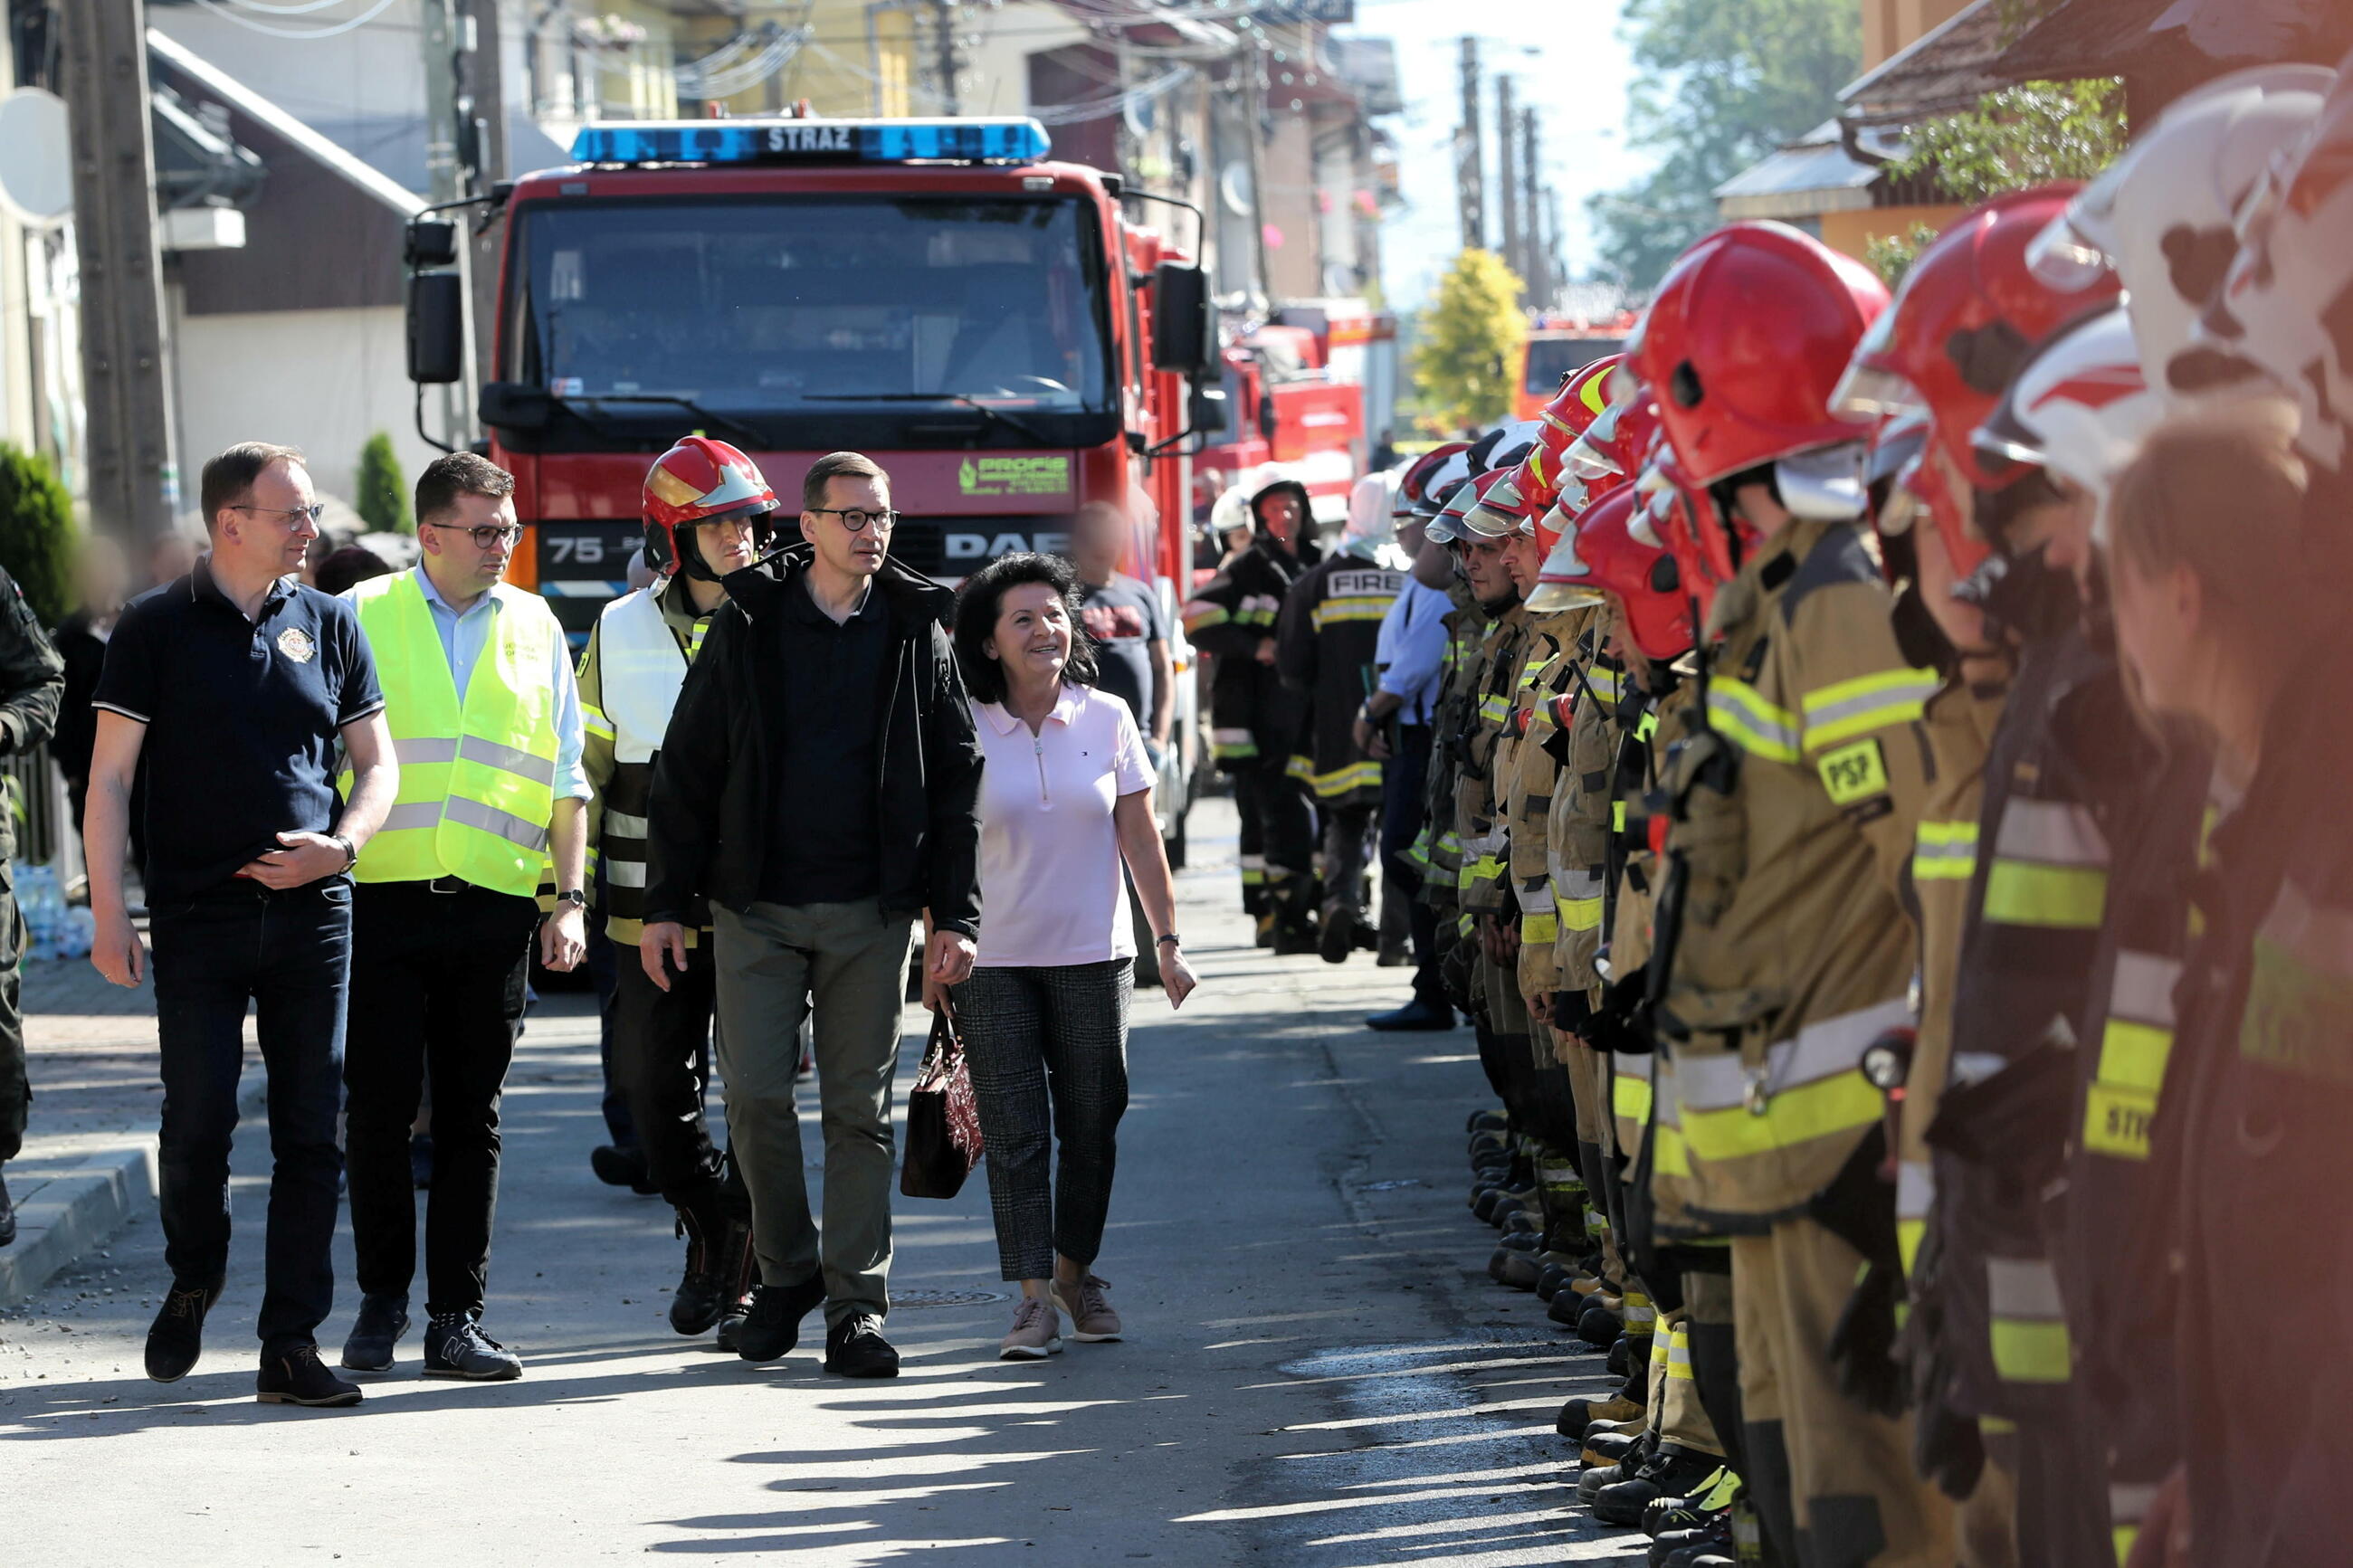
[{"xmin": 998, "ymin": 1297, "xmax": 1062, "ymax": 1360}]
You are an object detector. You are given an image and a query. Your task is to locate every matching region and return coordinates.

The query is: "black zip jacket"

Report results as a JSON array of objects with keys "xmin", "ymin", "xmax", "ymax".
[{"xmin": 642, "ymin": 542, "xmax": 984, "ymax": 937}]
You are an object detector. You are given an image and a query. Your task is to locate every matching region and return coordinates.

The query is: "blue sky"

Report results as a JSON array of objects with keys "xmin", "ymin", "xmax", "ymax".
[{"xmin": 1338, "ymin": 0, "xmax": 1660, "ymax": 309}]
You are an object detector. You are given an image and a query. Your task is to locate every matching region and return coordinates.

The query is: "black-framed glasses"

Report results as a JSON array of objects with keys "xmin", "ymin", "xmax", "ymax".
[
  {"xmin": 424, "ymin": 520, "xmax": 527, "ymax": 549},
  {"xmin": 807, "ymin": 507, "xmax": 899, "ymax": 534},
  {"xmin": 232, "ymin": 503, "xmax": 326, "ymax": 527}
]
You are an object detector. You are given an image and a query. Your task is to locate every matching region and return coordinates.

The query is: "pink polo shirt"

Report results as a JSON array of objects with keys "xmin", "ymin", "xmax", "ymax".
[{"xmin": 971, "ymin": 685, "xmax": 1157, "ymax": 967}]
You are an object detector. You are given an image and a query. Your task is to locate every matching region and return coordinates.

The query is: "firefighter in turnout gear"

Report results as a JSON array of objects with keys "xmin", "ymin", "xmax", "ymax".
[
  {"xmin": 1278, "ymin": 471, "xmax": 1407, "ymax": 963},
  {"xmin": 1633, "ymin": 222, "xmax": 1953, "ymax": 1565},
  {"xmin": 578, "ymin": 436, "xmax": 775, "ymax": 1350},
  {"xmin": 1185, "ymin": 474, "xmax": 1321, "ymax": 953}
]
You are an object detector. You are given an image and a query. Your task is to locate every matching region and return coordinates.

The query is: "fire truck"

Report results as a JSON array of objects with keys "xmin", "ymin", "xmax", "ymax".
[
  {"xmin": 1511, "ymin": 316, "xmax": 1636, "ymax": 420},
  {"xmin": 1190, "ymin": 323, "xmax": 1364, "ymax": 533},
  {"xmin": 401, "ymin": 115, "xmax": 1223, "ymax": 854}
]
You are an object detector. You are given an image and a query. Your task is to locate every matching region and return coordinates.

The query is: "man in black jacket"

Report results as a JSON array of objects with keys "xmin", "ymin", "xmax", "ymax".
[
  {"xmin": 0, "ymin": 562, "xmax": 62, "ymax": 1248},
  {"xmin": 641, "ymin": 451, "xmax": 982, "ymax": 1380}
]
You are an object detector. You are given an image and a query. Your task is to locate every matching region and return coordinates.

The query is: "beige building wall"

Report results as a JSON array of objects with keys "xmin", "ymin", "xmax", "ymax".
[{"xmin": 1862, "ymin": 0, "xmax": 1979, "ymax": 71}]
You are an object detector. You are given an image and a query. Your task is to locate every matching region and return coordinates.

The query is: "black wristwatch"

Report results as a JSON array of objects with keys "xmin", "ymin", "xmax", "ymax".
[
  {"xmin": 557, "ymin": 888, "xmax": 588, "ymax": 909},
  {"xmin": 1157, "ymin": 933, "xmax": 1181, "ymax": 947}
]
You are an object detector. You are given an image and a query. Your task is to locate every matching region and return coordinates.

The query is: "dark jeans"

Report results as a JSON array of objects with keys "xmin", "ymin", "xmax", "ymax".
[
  {"xmin": 586, "ymin": 912, "xmax": 635, "ymax": 1150},
  {"xmin": 611, "ymin": 941, "xmax": 724, "ymax": 1204},
  {"xmin": 344, "ymin": 880, "xmax": 538, "ymax": 1319},
  {"xmin": 0, "ymin": 870, "xmax": 24, "ymax": 1164},
  {"xmin": 952, "ymin": 961, "xmax": 1132, "ymax": 1281},
  {"xmin": 150, "ymin": 879, "xmax": 351, "ymax": 1357},
  {"xmin": 1380, "ymin": 724, "xmax": 1446, "ymax": 1008}
]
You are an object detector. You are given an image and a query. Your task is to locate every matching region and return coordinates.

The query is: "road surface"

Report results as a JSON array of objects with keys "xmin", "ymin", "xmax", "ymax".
[{"xmin": 1, "ymin": 801, "xmax": 1642, "ymax": 1565}]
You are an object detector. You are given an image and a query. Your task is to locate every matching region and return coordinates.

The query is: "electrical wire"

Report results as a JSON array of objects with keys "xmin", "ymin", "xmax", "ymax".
[
  {"xmin": 221, "ymin": 0, "xmax": 366, "ymax": 14},
  {"xmin": 189, "ymin": 0, "xmax": 400, "ymax": 41}
]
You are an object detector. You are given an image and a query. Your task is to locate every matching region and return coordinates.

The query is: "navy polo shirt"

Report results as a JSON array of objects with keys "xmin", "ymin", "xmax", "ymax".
[{"xmin": 92, "ymin": 562, "xmax": 384, "ymax": 901}]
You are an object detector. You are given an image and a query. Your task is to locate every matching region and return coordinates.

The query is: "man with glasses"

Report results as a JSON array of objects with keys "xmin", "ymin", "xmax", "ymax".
[
  {"xmin": 337, "ymin": 451, "xmax": 589, "ymax": 1383},
  {"xmin": 88, "ymin": 442, "xmax": 395, "ymax": 1406},
  {"xmin": 643, "ymin": 450, "xmax": 983, "ymax": 1379}
]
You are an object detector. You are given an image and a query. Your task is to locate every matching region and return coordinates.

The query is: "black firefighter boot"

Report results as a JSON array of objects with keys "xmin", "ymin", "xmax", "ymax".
[{"xmin": 669, "ymin": 1187, "xmax": 735, "ymax": 1336}]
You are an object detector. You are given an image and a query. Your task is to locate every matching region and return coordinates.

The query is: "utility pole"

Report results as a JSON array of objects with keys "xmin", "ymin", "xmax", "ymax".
[
  {"xmin": 1455, "ymin": 37, "xmax": 1482, "ymax": 254},
  {"xmin": 420, "ymin": 0, "xmax": 470, "ymax": 443},
  {"xmin": 1496, "ymin": 73, "xmax": 1520, "ymax": 290},
  {"xmin": 467, "ymin": 0, "xmax": 508, "ymax": 390},
  {"xmin": 61, "ymin": 0, "xmax": 176, "ymax": 537},
  {"xmin": 933, "ymin": 0, "xmax": 960, "ymax": 115},
  {"xmin": 1520, "ymin": 106, "xmax": 1548, "ymax": 309}
]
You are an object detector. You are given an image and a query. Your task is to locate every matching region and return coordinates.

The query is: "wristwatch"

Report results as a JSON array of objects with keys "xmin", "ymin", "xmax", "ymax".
[
  {"xmin": 557, "ymin": 889, "xmax": 588, "ymax": 909},
  {"xmin": 1156, "ymin": 933, "xmax": 1181, "ymax": 947},
  {"xmin": 328, "ymin": 833, "xmax": 357, "ymax": 871}
]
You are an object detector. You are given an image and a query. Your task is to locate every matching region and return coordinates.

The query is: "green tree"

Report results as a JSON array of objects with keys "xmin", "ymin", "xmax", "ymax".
[
  {"xmin": 1891, "ymin": 79, "xmax": 2125, "ymax": 203},
  {"xmin": 1865, "ymin": 221, "xmax": 1942, "ymax": 287},
  {"xmin": 1413, "ymin": 250, "xmax": 1528, "ymax": 434},
  {"xmin": 0, "ymin": 445, "xmax": 74, "ymax": 626},
  {"xmin": 355, "ymin": 431, "xmax": 412, "ymax": 534},
  {"xmin": 1589, "ymin": 0, "xmax": 1862, "ymax": 292}
]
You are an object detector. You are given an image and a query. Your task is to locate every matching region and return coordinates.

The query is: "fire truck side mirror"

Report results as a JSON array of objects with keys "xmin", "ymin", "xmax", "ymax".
[
  {"xmin": 405, "ymin": 220, "xmax": 459, "ymax": 270},
  {"xmin": 1150, "ymin": 262, "xmax": 1213, "ymax": 375},
  {"xmin": 1257, "ymin": 387, "xmax": 1279, "ymax": 441},
  {"xmin": 407, "ymin": 272, "xmax": 466, "ymax": 385},
  {"xmin": 1190, "ymin": 384, "xmax": 1230, "ymax": 435}
]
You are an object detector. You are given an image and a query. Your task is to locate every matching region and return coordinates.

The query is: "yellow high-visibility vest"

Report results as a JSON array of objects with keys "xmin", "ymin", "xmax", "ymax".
[{"xmin": 345, "ymin": 571, "xmax": 560, "ymax": 896}]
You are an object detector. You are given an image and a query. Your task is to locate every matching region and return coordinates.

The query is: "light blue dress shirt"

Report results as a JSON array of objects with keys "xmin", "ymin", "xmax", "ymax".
[
  {"xmin": 411, "ymin": 565, "xmax": 590, "ymax": 801},
  {"xmin": 1376, "ymin": 577, "xmax": 1452, "ymax": 727}
]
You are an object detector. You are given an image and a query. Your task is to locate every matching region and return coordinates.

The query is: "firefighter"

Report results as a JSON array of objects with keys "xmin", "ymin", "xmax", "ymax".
[
  {"xmin": 1183, "ymin": 472, "xmax": 1322, "ymax": 953},
  {"xmin": 578, "ymin": 437, "xmax": 774, "ymax": 1349},
  {"xmin": 1633, "ymin": 222, "xmax": 1955, "ymax": 1565},
  {"xmin": 1276, "ymin": 470, "xmax": 1407, "ymax": 962}
]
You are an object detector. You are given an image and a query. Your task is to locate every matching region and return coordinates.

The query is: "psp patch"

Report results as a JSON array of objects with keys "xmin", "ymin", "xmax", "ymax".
[{"xmin": 1817, "ymin": 737, "xmax": 1889, "ymax": 805}]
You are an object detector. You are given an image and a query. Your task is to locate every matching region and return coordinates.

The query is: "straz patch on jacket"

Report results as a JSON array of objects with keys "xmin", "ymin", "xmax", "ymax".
[
  {"xmin": 2238, "ymin": 879, "xmax": 2353, "ymax": 1084},
  {"xmin": 1816, "ymin": 737, "xmax": 1889, "ymax": 805}
]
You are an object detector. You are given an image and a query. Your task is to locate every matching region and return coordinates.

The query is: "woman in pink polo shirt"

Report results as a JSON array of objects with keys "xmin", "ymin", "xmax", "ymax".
[{"xmin": 946, "ymin": 553, "xmax": 1196, "ymax": 1361}]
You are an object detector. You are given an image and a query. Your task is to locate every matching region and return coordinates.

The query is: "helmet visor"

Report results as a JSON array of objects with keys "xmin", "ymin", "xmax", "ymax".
[
  {"xmin": 1775, "ymin": 442, "xmax": 1871, "ymax": 522},
  {"xmin": 2025, "ymin": 210, "xmax": 2114, "ymax": 292},
  {"xmin": 1828, "ymin": 313, "xmax": 1922, "ymax": 421}
]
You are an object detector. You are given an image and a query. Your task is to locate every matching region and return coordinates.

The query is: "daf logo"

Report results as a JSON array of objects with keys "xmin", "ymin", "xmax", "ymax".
[{"xmin": 943, "ymin": 530, "xmax": 1070, "ymax": 560}]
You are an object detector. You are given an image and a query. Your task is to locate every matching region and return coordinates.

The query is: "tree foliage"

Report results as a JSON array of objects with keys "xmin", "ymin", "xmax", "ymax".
[
  {"xmin": 1865, "ymin": 222, "xmax": 1943, "ymax": 287},
  {"xmin": 1413, "ymin": 250, "xmax": 1528, "ymax": 435},
  {"xmin": 0, "ymin": 445, "xmax": 74, "ymax": 627},
  {"xmin": 1892, "ymin": 79, "xmax": 2125, "ymax": 204},
  {"xmin": 1588, "ymin": 0, "xmax": 1861, "ymax": 293},
  {"xmin": 355, "ymin": 431, "xmax": 412, "ymax": 534}
]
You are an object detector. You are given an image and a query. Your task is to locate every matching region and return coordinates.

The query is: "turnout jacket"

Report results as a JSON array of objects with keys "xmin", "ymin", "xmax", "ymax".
[
  {"xmin": 0, "ymin": 566, "xmax": 61, "ymax": 863},
  {"xmin": 579, "ymin": 574, "xmax": 713, "ymax": 945},
  {"xmin": 1659, "ymin": 518, "xmax": 1935, "ymax": 1224},
  {"xmin": 642, "ymin": 543, "xmax": 984, "ymax": 938},
  {"xmin": 1275, "ymin": 545, "xmax": 1404, "ymax": 807},
  {"xmin": 1185, "ymin": 537, "xmax": 1319, "ymax": 771},
  {"xmin": 1417, "ymin": 589, "xmax": 1491, "ymax": 938},
  {"xmin": 1455, "ymin": 603, "xmax": 1536, "ymax": 918}
]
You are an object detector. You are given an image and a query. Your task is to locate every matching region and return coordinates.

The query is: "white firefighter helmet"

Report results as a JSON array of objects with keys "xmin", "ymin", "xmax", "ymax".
[{"xmin": 1970, "ymin": 305, "xmax": 2170, "ymax": 541}]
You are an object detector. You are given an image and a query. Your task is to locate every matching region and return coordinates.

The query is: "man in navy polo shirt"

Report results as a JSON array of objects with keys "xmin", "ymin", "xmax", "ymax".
[{"xmin": 86, "ymin": 442, "xmax": 399, "ymax": 1409}]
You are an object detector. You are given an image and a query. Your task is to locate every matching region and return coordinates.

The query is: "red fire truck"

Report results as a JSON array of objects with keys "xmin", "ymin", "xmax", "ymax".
[
  {"xmin": 1511, "ymin": 316, "xmax": 1637, "ymax": 421},
  {"xmin": 402, "ymin": 115, "xmax": 1222, "ymax": 851},
  {"xmin": 1190, "ymin": 323, "xmax": 1365, "ymax": 530}
]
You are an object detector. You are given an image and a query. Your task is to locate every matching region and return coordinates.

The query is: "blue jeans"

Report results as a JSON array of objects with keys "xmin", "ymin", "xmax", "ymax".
[{"xmin": 150, "ymin": 878, "xmax": 352, "ymax": 1357}]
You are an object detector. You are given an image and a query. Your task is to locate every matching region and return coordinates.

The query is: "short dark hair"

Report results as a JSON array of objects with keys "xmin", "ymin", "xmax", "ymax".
[
  {"xmin": 314, "ymin": 545, "xmax": 395, "ymax": 598},
  {"xmin": 802, "ymin": 451, "xmax": 888, "ymax": 511},
  {"xmin": 952, "ymin": 552, "xmax": 1100, "ymax": 706},
  {"xmin": 415, "ymin": 451, "xmax": 516, "ymax": 527},
  {"xmin": 200, "ymin": 442, "xmax": 305, "ymax": 531}
]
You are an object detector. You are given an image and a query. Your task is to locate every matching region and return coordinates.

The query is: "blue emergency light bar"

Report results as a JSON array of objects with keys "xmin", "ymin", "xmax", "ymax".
[{"xmin": 568, "ymin": 118, "xmax": 1052, "ymax": 168}]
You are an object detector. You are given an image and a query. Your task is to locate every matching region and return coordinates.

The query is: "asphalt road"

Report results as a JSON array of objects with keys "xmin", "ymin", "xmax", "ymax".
[{"xmin": 0, "ymin": 802, "xmax": 1643, "ymax": 1566}]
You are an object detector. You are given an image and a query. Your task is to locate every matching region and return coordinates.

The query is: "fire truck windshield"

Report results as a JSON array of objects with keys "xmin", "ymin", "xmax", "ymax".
[
  {"xmin": 1523, "ymin": 336, "xmax": 1625, "ymax": 395},
  {"xmin": 503, "ymin": 194, "xmax": 1119, "ymax": 450}
]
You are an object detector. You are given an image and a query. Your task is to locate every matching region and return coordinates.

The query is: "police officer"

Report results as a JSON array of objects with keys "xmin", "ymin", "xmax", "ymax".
[
  {"xmin": 0, "ymin": 556, "xmax": 62, "ymax": 1249},
  {"xmin": 338, "ymin": 451, "xmax": 590, "ymax": 1383},
  {"xmin": 579, "ymin": 437, "xmax": 773, "ymax": 1347},
  {"xmin": 1184, "ymin": 472, "xmax": 1321, "ymax": 952}
]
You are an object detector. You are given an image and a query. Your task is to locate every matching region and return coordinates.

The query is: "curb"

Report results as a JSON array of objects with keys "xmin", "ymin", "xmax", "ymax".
[{"xmin": 0, "ymin": 1071, "xmax": 269, "ymax": 1307}]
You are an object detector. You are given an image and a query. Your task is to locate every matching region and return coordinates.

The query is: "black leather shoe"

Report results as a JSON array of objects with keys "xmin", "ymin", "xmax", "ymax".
[
  {"xmin": 423, "ymin": 1313, "xmax": 522, "ymax": 1380},
  {"xmin": 146, "ymin": 1279, "xmax": 222, "ymax": 1383},
  {"xmin": 735, "ymin": 1273, "xmax": 826, "ymax": 1363},
  {"xmin": 1580, "ymin": 1429, "xmax": 1641, "ymax": 1468},
  {"xmin": 824, "ymin": 1313, "xmax": 900, "ymax": 1379},
  {"xmin": 1271, "ymin": 921, "xmax": 1321, "ymax": 957},
  {"xmin": 1318, "ymin": 908, "xmax": 1356, "ymax": 964},
  {"xmin": 340, "ymin": 1291, "xmax": 410, "ymax": 1372},
  {"xmin": 0, "ymin": 1173, "xmax": 14, "ymax": 1248},
  {"xmin": 1367, "ymin": 998, "xmax": 1455, "ymax": 1031},
  {"xmin": 257, "ymin": 1345, "xmax": 363, "ymax": 1408},
  {"xmin": 1466, "ymin": 1108, "xmax": 1508, "ymax": 1133},
  {"xmin": 590, "ymin": 1143, "xmax": 659, "ymax": 1195},
  {"xmin": 1607, "ymin": 1333, "xmax": 1636, "ymax": 1379}
]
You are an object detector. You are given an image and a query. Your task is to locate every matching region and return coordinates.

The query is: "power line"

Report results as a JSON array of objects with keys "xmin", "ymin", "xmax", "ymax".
[{"xmin": 189, "ymin": 0, "xmax": 399, "ymax": 40}]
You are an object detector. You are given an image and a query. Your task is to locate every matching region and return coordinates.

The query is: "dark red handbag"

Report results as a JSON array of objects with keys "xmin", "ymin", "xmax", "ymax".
[{"xmin": 900, "ymin": 1006, "xmax": 984, "ymax": 1199}]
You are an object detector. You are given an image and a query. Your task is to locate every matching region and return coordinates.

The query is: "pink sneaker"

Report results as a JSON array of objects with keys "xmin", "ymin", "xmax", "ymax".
[
  {"xmin": 997, "ymin": 1297, "xmax": 1062, "ymax": 1360},
  {"xmin": 1052, "ymin": 1274, "xmax": 1122, "ymax": 1343}
]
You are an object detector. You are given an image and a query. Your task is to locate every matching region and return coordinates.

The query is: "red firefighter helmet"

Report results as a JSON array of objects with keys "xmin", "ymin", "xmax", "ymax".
[
  {"xmin": 642, "ymin": 436, "xmax": 778, "ymax": 578},
  {"xmin": 1539, "ymin": 355, "xmax": 1624, "ymax": 454},
  {"xmin": 1629, "ymin": 446, "xmax": 1724, "ymax": 629},
  {"xmin": 1562, "ymin": 392, "xmax": 1662, "ymax": 513},
  {"xmin": 1629, "ymin": 222, "xmax": 1891, "ymax": 487},
  {"xmin": 1529, "ymin": 488, "xmax": 1691, "ymax": 660},
  {"xmin": 1399, "ymin": 440, "xmax": 1474, "ymax": 519},
  {"xmin": 1431, "ymin": 466, "xmax": 1522, "ymax": 545},
  {"xmin": 1831, "ymin": 186, "xmax": 2120, "ymax": 492}
]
